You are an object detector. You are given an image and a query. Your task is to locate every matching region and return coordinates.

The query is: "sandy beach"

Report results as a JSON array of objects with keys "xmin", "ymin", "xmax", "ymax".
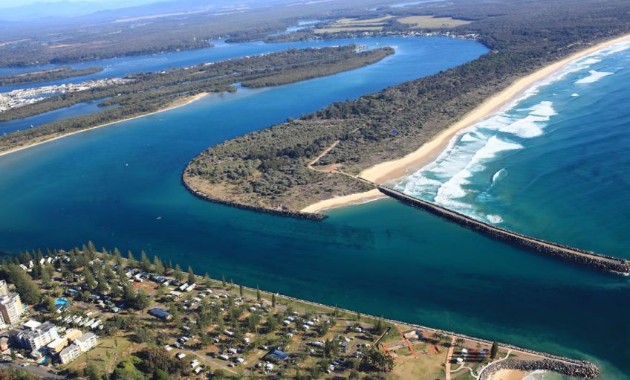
[
  {"xmin": 489, "ymin": 369, "xmax": 528, "ymax": 380},
  {"xmin": 303, "ymin": 32, "xmax": 630, "ymax": 213},
  {"xmin": 0, "ymin": 92, "xmax": 208, "ymax": 158},
  {"xmin": 301, "ymin": 189, "xmax": 386, "ymax": 213}
]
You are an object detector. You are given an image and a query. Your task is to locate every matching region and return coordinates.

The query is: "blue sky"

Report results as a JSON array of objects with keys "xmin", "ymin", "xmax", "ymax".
[{"xmin": 0, "ymin": 0, "xmax": 160, "ymax": 10}]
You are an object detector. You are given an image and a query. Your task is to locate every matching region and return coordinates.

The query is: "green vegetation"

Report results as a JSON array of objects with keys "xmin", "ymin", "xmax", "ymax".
[
  {"xmin": 0, "ymin": 45, "xmax": 392, "ymax": 154},
  {"xmin": 185, "ymin": 0, "xmax": 630, "ymax": 212},
  {"xmin": 2, "ymin": 263, "xmax": 41, "ymax": 304},
  {"xmin": 0, "ymin": 368, "xmax": 39, "ymax": 379},
  {"xmin": 0, "ymin": 0, "xmax": 396, "ymax": 68},
  {"xmin": 0, "ymin": 67, "xmax": 103, "ymax": 86},
  {"xmin": 0, "ymin": 244, "xmax": 577, "ymax": 379},
  {"xmin": 490, "ymin": 341, "xmax": 499, "ymax": 359}
]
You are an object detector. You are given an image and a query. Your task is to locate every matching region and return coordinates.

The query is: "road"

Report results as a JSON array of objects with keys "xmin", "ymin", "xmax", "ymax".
[{"xmin": 0, "ymin": 362, "xmax": 66, "ymax": 379}]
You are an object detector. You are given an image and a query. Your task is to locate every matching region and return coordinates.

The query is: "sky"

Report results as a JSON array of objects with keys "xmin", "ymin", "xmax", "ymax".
[{"xmin": 0, "ymin": 0, "xmax": 161, "ymax": 10}]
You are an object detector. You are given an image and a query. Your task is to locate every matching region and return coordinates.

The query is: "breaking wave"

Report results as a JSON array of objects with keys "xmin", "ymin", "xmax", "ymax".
[
  {"xmin": 394, "ymin": 38, "xmax": 630, "ymax": 222},
  {"xmin": 575, "ymin": 70, "xmax": 613, "ymax": 84}
]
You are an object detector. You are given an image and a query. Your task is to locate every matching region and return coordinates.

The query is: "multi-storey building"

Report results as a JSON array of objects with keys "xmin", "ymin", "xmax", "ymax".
[
  {"xmin": 59, "ymin": 343, "xmax": 81, "ymax": 364},
  {"xmin": 18, "ymin": 322, "xmax": 59, "ymax": 350},
  {"xmin": 0, "ymin": 292, "xmax": 23, "ymax": 326},
  {"xmin": 0, "ymin": 280, "xmax": 8, "ymax": 296},
  {"xmin": 75, "ymin": 332, "xmax": 98, "ymax": 352}
]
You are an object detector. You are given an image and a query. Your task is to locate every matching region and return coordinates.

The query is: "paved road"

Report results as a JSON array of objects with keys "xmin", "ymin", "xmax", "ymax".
[{"xmin": 0, "ymin": 362, "xmax": 66, "ymax": 379}]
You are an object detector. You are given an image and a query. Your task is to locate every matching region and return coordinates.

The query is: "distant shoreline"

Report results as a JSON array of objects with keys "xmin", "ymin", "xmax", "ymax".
[
  {"xmin": 302, "ymin": 33, "xmax": 630, "ymax": 213},
  {"xmin": 0, "ymin": 92, "xmax": 208, "ymax": 158}
]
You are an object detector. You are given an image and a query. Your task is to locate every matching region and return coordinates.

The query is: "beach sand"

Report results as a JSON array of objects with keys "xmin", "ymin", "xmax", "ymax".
[
  {"xmin": 301, "ymin": 189, "xmax": 386, "ymax": 213},
  {"xmin": 489, "ymin": 369, "xmax": 528, "ymax": 380},
  {"xmin": 303, "ymin": 33, "xmax": 630, "ymax": 213},
  {"xmin": 0, "ymin": 92, "xmax": 208, "ymax": 158}
]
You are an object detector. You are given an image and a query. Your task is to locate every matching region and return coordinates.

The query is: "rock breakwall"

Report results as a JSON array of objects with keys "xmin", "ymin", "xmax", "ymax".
[{"xmin": 378, "ymin": 186, "xmax": 630, "ymax": 275}]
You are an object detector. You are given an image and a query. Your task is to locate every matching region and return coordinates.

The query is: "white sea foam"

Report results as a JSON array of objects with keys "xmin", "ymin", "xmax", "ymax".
[
  {"xmin": 460, "ymin": 132, "xmax": 479, "ymax": 143},
  {"xmin": 575, "ymin": 70, "xmax": 613, "ymax": 84},
  {"xmin": 500, "ymin": 116, "xmax": 543, "ymax": 138},
  {"xmin": 579, "ymin": 57, "xmax": 602, "ymax": 66},
  {"xmin": 500, "ymin": 101, "xmax": 556, "ymax": 138},
  {"xmin": 398, "ymin": 38, "xmax": 629, "ymax": 219},
  {"xmin": 471, "ymin": 136, "xmax": 523, "ymax": 161},
  {"xmin": 400, "ymin": 175, "xmax": 441, "ymax": 194},
  {"xmin": 486, "ymin": 214, "xmax": 503, "ymax": 224},
  {"xmin": 433, "ymin": 137, "xmax": 522, "ymax": 207},
  {"xmin": 529, "ymin": 101, "xmax": 556, "ymax": 117},
  {"xmin": 491, "ymin": 168, "xmax": 508, "ymax": 184}
]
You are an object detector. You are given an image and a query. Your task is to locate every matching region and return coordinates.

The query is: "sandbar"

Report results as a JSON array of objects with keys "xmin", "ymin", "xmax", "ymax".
[
  {"xmin": 301, "ymin": 188, "xmax": 386, "ymax": 213},
  {"xmin": 0, "ymin": 92, "xmax": 208, "ymax": 158}
]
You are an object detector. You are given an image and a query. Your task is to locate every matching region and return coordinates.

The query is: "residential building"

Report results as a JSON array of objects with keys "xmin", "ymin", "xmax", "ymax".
[
  {"xmin": 0, "ymin": 280, "xmax": 8, "ymax": 296},
  {"xmin": 18, "ymin": 322, "xmax": 59, "ymax": 350},
  {"xmin": 46, "ymin": 337, "xmax": 69, "ymax": 353},
  {"xmin": 23, "ymin": 320, "xmax": 41, "ymax": 330},
  {"xmin": 0, "ymin": 292, "xmax": 23, "ymax": 325},
  {"xmin": 75, "ymin": 332, "xmax": 98, "ymax": 352},
  {"xmin": 64, "ymin": 328, "xmax": 83, "ymax": 341},
  {"xmin": 148, "ymin": 308, "xmax": 172, "ymax": 321},
  {"xmin": 59, "ymin": 343, "xmax": 81, "ymax": 364}
]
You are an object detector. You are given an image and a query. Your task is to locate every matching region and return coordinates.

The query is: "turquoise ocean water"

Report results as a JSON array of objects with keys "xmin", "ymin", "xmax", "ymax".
[
  {"xmin": 0, "ymin": 37, "xmax": 628, "ymax": 378},
  {"xmin": 395, "ymin": 40, "xmax": 630, "ymax": 259}
]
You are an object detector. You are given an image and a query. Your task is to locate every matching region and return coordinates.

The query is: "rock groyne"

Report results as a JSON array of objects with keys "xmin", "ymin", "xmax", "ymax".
[
  {"xmin": 479, "ymin": 358, "xmax": 600, "ymax": 379},
  {"xmin": 378, "ymin": 186, "xmax": 630, "ymax": 276},
  {"xmin": 181, "ymin": 175, "xmax": 326, "ymax": 221}
]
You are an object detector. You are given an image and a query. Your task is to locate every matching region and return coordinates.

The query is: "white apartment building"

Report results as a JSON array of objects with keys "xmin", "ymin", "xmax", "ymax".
[
  {"xmin": 0, "ymin": 292, "xmax": 23, "ymax": 325},
  {"xmin": 59, "ymin": 343, "xmax": 81, "ymax": 364},
  {"xmin": 19, "ymin": 322, "xmax": 59, "ymax": 350}
]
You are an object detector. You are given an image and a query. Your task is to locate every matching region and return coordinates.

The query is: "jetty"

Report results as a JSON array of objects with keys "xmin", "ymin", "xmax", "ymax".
[{"xmin": 378, "ymin": 185, "xmax": 630, "ymax": 276}]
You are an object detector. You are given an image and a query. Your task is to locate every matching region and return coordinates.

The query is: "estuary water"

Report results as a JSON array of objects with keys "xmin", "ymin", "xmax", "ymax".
[{"xmin": 0, "ymin": 37, "xmax": 628, "ymax": 378}]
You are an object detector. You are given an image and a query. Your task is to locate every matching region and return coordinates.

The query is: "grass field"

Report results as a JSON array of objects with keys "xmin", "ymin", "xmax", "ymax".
[
  {"xmin": 315, "ymin": 16, "xmax": 392, "ymax": 34},
  {"xmin": 397, "ymin": 15, "xmax": 471, "ymax": 29},
  {"xmin": 313, "ymin": 14, "xmax": 470, "ymax": 34},
  {"xmin": 314, "ymin": 26, "xmax": 384, "ymax": 33},
  {"xmin": 65, "ymin": 335, "xmax": 135, "ymax": 374},
  {"xmin": 336, "ymin": 16, "xmax": 393, "ymax": 25}
]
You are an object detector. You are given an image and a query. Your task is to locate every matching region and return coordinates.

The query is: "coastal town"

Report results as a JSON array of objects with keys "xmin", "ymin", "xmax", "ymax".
[
  {"xmin": 0, "ymin": 246, "xmax": 596, "ymax": 379},
  {"xmin": 0, "ymin": 0, "xmax": 628, "ymax": 379},
  {"xmin": 0, "ymin": 79, "xmax": 129, "ymax": 113}
]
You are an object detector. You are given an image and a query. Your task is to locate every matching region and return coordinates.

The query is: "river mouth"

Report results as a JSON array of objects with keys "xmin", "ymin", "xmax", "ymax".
[{"xmin": 0, "ymin": 36, "xmax": 628, "ymax": 378}]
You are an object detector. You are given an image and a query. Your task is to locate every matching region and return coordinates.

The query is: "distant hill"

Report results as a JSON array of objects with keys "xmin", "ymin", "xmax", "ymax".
[
  {"xmin": 0, "ymin": 0, "xmax": 156, "ymax": 22},
  {"xmin": 0, "ymin": 0, "xmax": 298, "ymax": 23}
]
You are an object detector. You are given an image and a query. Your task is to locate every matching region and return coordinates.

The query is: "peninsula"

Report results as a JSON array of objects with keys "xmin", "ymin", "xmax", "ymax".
[
  {"xmin": 0, "ymin": 67, "xmax": 103, "ymax": 87},
  {"xmin": 0, "ymin": 45, "xmax": 393, "ymax": 155},
  {"xmin": 184, "ymin": 1, "xmax": 630, "ymax": 214}
]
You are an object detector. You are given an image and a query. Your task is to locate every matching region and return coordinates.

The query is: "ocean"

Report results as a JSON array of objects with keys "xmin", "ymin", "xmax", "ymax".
[
  {"xmin": 396, "ymin": 40, "xmax": 630, "ymax": 259},
  {"xmin": 0, "ymin": 36, "xmax": 628, "ymax": 378}
]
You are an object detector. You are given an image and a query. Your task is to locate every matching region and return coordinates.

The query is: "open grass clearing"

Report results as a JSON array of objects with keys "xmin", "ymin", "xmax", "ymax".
[
  {"xmin": 315, "ymin": 26, "xmax": 384, "ymax": 33},
  {"xmin": 397, "ymin": 15, "xmax": 471, "ymax": 29},
  {"xmin": 64, "ymin": 335, "xmax": 134, "ymax": 374}
]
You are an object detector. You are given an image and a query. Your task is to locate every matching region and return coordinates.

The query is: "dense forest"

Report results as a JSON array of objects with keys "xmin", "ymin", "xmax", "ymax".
[
  {"xmin": 0, "ymin": 0, "xmax": 398, "ymax": 68},
  {"xmin": 0, "ymin": 46, "xmax": 392, "ymax": 153},
  {"xmin": 0, "ymin": 67, "xmax": 103, "ymax": 86},
  {"xmin": 184, "ymin": 0, "xmax": 630, "ymax": 212}
]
